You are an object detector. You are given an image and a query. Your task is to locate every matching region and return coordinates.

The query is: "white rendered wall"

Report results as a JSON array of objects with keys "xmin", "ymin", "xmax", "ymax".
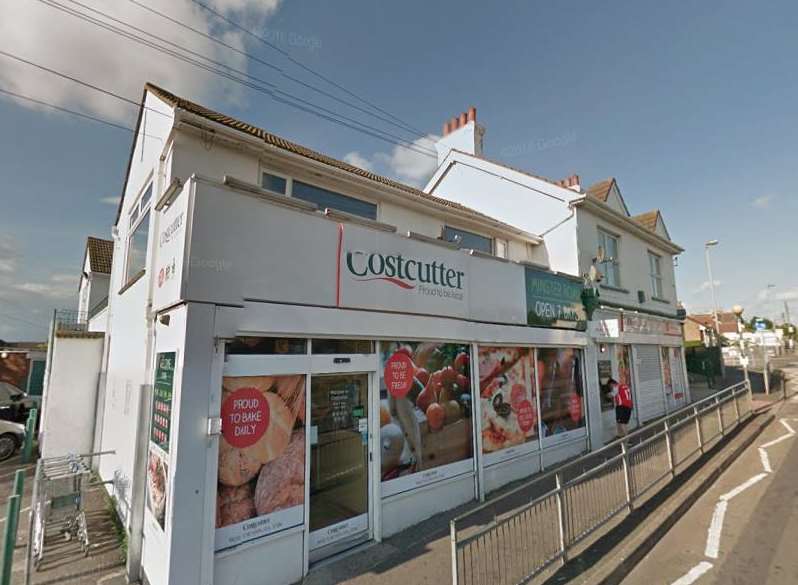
[
  {"xmin": 576, "ymin": 208, "xmax": 678, "ymax": 313},
  {"xmin": 98, "ymin": 91, "xmax": 174, "ymax": 521},
  {"xmin": 40, "ymin": 335, "xmax": 103, "ymax": 458}
]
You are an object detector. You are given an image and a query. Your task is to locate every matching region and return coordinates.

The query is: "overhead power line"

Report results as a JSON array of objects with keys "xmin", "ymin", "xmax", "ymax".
[
  {"xmin": 35, "ymin": 0, "xmax": 436, "ymax": 158},
  {"xmin": 127, "ymin": 0, "xmax": 424, "ymax": 139},
  {"xmin": 188, "ymin": 0, "xmax": 426, "ymax": 137},
  {"xmin": 0, "ymin": 86, "xmax": 136, "ymax": 133},
  {"xmin": 0, "ymin": 311, "xmax": 50, "ymax": 331}
]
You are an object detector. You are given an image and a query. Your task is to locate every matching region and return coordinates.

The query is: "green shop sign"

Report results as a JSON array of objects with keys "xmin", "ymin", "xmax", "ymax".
[
  {"xmin": 150, "ymin": 351, "xmax": 176, "ymax": 452},
  {"xmin": 525, "ymin": 267, "xmax": 587, "ymax": 330}
]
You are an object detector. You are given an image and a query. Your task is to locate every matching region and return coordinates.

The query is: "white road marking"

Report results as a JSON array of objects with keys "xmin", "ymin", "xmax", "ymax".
[
  {"xmin": 780, "ymin": 419, "xmax": 796, "ymax": 435},
  {"xmin": 705, "ymin": 500, "xmax": 727, "ymax": 558},
  {"xmin": 758, "ymin": 447, "xmax": 772, "ymax": 473},
  {"xmin": 760, "ymin": 433, "xmax": 794, "ymax": 449},
  {"xmin": 670, "ymin": 561, "xmax": 714, "ymax": 585},
  {"xmin": 720, "ymin": 473, "xmax": 768, "ymax": 501}
]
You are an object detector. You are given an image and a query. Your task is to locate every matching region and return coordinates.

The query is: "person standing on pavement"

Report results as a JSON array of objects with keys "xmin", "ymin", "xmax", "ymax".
[{"xmin": 608, "ymin": 378, "xmax": 633, "ymax": 438}]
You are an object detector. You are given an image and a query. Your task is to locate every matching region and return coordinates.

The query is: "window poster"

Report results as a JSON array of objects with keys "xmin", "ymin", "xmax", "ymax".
[
  {"xmin": 380, "ymin": 341, "xmax": 474, "ymax": 496},
  {"xmin": 146, "ymin": 445, "xmax": 169, "ymax": 530},
  {"xmin": 146, "ymin": 351, "xmax": 176, "ymax": 531},
  {"xmin": 215, "ymin": 374, "xmax": 306, "ymax": 551},
  {"xmin": 478, "ymin": 347, "xmax": 539, "ymax": 464},
  {"xmin": 597, "ymin": 355, "xmax": 614, "ymax": 412},
  {"xmin": 537, "ymin": 348, "xmax": 586, "ymax": 441}
]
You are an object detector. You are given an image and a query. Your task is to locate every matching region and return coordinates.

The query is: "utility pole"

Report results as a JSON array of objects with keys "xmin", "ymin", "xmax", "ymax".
[
  {"xmin": 785, "ymin": 300, "xmax": 792, "ymax": 325},
  {"xmin": 704, "ymin": 240, "xmax": 720, "ymax": 340}
]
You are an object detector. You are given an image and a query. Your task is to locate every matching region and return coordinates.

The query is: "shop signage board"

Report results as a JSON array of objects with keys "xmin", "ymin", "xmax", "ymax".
[
  {"xmin": 146, "ymin": 351, "xmax": 176, "ymax": 532},
  {"xmin": 622, "ymin": 314, "xmax": 682, "ymax": 337},
  {"xmin": 150, "ymin": 352, "xmax": 176, "ymax": 451},
  {"xmin": 153, "ymin": 183, "xmax": 189, "ymax": 311},
  {"xmin": 524, "ymin": 267, "xmax": 587, "ymax": 330}
]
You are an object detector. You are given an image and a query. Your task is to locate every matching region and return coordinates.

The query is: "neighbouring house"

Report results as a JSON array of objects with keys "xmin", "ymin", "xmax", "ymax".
[
  {"xmin": 0, "ymin": 342, "xmax": 47, "ymax": 406},
  {"xmin": 684, "ymin": 315, "xmax": 717, "ymax": 346},
  {"xmin": 78, "ymin": 236, "xmax": 114, "ymax": 332},
  {"xmin": 58, "ymin": 84, "xmax": 604, "ymax": 585},
  {"xmin": 689, "ymin": 311, "xmax": 740, "ymax": 341},
  {"xmin": 426, "ymin": 108, "xmax": 689, "ymax": 446}
]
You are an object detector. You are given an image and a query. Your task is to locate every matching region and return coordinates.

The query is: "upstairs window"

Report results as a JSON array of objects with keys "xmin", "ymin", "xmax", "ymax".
[
  {"xmin": 261, "ymin": 172, "xmax": 288, "ymax": 195},
  {"xmin": 443, "ymin": 226, "xmax": 493, "ymax": 254},
  {"xmin": 495, "ymin": 238, "xmax": 508, "ymax": 259},
  {"xmin": 124, "ymin": 182, "xmax": 152, "ymax": 285},
  {"xmin": 292, "ymin": 180, "xmax": 377, "ymax": 220},
  {"xmin": 649, "ymin": 252, "xmax": 664, "ymax": 298},
  {"xmin": 598, "ymin": 229, "xmax": 621, "ymax": 288}
]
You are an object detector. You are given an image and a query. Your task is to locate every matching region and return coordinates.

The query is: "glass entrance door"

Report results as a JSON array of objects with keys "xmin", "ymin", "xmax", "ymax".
[{"xmin": 308, "ymin": 373, "xmax": 371, "ymax": 559}]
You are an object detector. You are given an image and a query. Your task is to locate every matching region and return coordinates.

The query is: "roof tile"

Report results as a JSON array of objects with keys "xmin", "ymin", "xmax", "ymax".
[{"xmin": 86, "ymin": 237, "xmax": 113, "ymax": 274}]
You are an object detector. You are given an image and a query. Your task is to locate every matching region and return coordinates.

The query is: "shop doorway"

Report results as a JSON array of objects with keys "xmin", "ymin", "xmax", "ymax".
[{"xmin": 308, "ymin": 372, "xmax": 373, "ymax": 561}]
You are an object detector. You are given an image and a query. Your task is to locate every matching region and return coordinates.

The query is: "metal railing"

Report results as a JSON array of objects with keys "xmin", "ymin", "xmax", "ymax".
[
  {"xmin": 53, "ymin": 309, "xmax": 88, "ymax": 333},
  {"xmin": 450, "ymin": 381, "xmax": 753, "ymax": 585}
]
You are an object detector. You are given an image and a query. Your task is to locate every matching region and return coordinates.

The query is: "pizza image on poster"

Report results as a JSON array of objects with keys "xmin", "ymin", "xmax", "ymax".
[
  {"xmin": 478, "ymin": 347, "xmax": 539, "ymax": 454},
  {"xmin": 215, "ymin": 375, "xmax": 306, "ymax": 551}
]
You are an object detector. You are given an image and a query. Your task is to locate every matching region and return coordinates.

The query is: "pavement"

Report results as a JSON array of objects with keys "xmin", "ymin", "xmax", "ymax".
[
  {"xmin": 0, "ymin": 449, "xmax": 126, "ymax": 585},
  {"xmin": 622, "ymin": 395, "xmax": 798, "ymax": 585}
]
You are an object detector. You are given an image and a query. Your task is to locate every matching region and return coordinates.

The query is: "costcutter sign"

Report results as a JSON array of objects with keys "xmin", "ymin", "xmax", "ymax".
[{"xmin": 345, "ymin": 249, "xmax": 466, "ymax": 300}]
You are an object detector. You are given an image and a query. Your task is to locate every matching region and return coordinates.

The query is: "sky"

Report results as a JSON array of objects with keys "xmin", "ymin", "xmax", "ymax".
[{"xmin": 1, "ymin": 0, "xmax": 797, "ymax": 340}]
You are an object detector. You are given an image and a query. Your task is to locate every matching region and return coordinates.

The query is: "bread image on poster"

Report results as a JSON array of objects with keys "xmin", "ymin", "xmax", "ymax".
[{"xmin": 215, "ymin": 375, "xmax": 305, "ymax": 550}]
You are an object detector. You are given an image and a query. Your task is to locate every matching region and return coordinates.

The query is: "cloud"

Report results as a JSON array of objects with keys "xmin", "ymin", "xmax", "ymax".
[
  {"xmin": 0, "ymin": 0, "xmax": 282, "ymax": 123},
  {"xmin": 694, "ymin": 279, "xmax": 721, "ymax": 294},
  {"xmin": 0, "ymin": 236, "xmax": 18, "ymax": 273},
  {"xmin": 343, "ymin": 152, "xmax": 374, "ymax": 172},
  {"xmin": 376, "ymin": 134, "xmax": 439, "ymax": 186},
  {"xmin": 100, "ymin": 196, "xmax": 121, "ymax": 206},
  {"xmin": 751, "ymin": 195, "xmax": 775, "ymax": 209}
]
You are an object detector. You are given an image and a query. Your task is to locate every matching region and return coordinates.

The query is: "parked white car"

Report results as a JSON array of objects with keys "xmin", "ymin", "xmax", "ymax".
[{"xmin": 0, "ymin": 420, "xmax": 26, "ymax": 461}]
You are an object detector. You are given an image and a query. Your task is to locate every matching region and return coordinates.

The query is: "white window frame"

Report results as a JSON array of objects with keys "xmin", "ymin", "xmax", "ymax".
[
  {"xmin": 598, "ymin": 228, "xmax": 621, "ymax": 288},
  {"xmin": 260, "ymin": 167, "xmax": 292, "ymax": 196},
  {"xmin": 649, "ymin": 251, "xmax": 664, "ymax": 299},
  {"xmin": 124, "ymin": 180, "xmax": 153, "ymax": 285},
  {"xmin": 494, "ymin": 238, "xmax": 509, "ymax": 259}
]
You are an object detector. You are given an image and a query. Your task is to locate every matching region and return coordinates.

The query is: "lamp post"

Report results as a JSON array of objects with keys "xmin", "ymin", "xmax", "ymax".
[
  {"xmin": 732, "ymin": 304, "xmax": 750, "ymax": 393},
  {"xmin": 704, "ymin": 240, "xmax": 720, "ymax": 342}
]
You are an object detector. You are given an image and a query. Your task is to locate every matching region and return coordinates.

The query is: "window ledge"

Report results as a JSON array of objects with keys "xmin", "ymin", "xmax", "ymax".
[
  {"xmin": 599, "ymin": 283, "xmax": 629, "ymax": 294},
  {"xmin": 651, "ymin": 296, "xmax": 671, "ymax": 304},
  {"xmin": 119, "ymin": 269, "xmax": 146, "ymax": 295}
]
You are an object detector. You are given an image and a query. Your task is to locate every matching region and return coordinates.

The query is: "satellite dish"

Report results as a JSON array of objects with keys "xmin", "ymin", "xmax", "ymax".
[{"xmin": 594, "ymin": 245, "xmax": 606, "ymax": 264}]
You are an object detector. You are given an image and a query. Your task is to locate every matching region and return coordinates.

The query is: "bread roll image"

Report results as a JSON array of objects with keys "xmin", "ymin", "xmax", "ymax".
[
  {"xmin": 254, "ymin": 429, "xmax": 305, "ymax": 516},
  {"xmin": 216, "ymin": 483, "xmax": 257, "ymax": 528},
  {"xmin": 218, "ymin": 377, "xmax": 296, "ymax": 487}
]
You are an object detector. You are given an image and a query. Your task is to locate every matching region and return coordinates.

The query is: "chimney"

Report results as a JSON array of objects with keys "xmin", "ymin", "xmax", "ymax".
[
  {"xmin": 555, "ymin": 174, "xmax": 581, "ymax": 192},
  {"xmin": 436, "ymin": 106, "xmax": 486, "ymax": 165}
]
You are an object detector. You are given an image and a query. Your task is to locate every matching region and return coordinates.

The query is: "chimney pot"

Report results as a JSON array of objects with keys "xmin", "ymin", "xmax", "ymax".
[
  {"xmin": 467, "ymin": 106, "xmax": 476, "ymax": 123},
  {"xmin": 450, "ymin": 116, "xmax": 459, "ymax": 131},
  {"xmin": 442, "ymin": 120, "xmax": 450, "ymax": 136},
  {"xmin": 459, "ymin": 112, "xmax": 468, "ymax": 126}
]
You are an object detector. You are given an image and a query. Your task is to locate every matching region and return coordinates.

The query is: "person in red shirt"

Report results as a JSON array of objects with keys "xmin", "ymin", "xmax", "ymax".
[{"xmin": 608, "ymin": 378, "xmax": 633, "ymax": 438}]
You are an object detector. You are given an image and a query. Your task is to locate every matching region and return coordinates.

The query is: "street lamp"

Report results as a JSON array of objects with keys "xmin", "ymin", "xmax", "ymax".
[
  {"xmin": 704, "ymin": 240, "xmax": 720, "ymax": 343},
  {"xmin": 732, "ymin": 304, "xmax": 750, "ymax": 392}
]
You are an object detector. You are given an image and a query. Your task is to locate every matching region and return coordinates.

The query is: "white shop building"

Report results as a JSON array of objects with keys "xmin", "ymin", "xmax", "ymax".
[
  {"xmin": 426, "ymin": 109, "xmax": 690, "ymax": 448},
  {"xmin": 85, "ymin": 85, "xmax": 604, "ymax": 585}
]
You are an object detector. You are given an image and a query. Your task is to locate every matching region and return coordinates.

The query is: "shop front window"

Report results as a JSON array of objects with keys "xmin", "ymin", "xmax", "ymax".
[
  {"xmin": 311, "ymin": 339, "xmax": 374, "ymax": 354},
  {"xmin": 537, "ymin": 348, "xmax": 585, "ymax": 439},
  {"xmin": 215, "ymin": 373, "xmax": 306, "ymax": 550},
  {"xmin": 478, "ymin": 346, "xmax": 539, "ymax": 462},
  {"xmin": 597, "ymin": 345, "xmax": 614, "ymax": 412},
  {"xmin": 379, "ymin": 341, "xmax": 473, "ymax": 496},
  {"xmin": 226, "ymin": 337, "xmax": 307, "ymax": 355}
]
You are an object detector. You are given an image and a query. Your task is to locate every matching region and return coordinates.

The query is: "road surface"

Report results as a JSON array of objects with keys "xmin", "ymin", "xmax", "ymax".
[{"xmin": 623, "ymin": 396, "xmax": 798, "ymax": 585}]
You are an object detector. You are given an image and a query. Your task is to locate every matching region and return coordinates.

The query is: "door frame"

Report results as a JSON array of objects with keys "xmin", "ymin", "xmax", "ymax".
[{"xmin": 306, "ymin": 369, "xmax": 376, "ymax": 562}]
